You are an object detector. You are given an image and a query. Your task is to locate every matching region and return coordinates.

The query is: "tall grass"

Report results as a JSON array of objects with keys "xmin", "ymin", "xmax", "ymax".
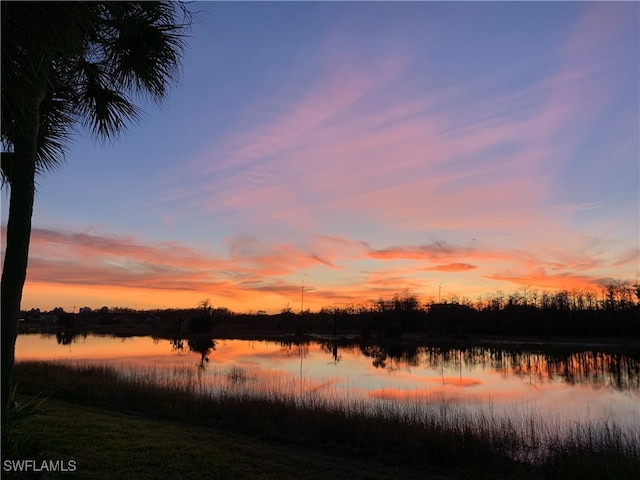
[{"xmin": 13, "ymin": 360, "xmax": 640, "ymax": 478}]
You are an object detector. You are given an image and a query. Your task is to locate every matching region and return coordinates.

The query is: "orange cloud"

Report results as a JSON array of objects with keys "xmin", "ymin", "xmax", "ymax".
[
  {"xmin": 10, "ymin": 217, "xmax": 637, "ymax": 313},
  {"xmin": 484, "ymin": 269, "xmax": 602, "ymax": 291},
  {"xmin": 20, "ymin": 227, "xmax": 350, "ymax": 311},
  {"xmin": 424, "ymin": 263, "xmax": 478, "ymax": 272}
]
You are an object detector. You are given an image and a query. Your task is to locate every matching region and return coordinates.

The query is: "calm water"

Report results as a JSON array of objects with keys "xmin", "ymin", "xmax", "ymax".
[{"xmin": 15, "ymin": 333, "xmax": 640, "ymax": 429}]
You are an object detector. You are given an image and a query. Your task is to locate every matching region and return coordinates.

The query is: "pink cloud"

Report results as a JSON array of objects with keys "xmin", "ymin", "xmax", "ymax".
[
  {"xmin": 484, "ymin": 269, "xmax": 603, "ymax": 291},
  {"xmin": 160, "ymin": 34, "xmax": 606, "ymax": 241},
  {"xmin": 15, "ymin": 9, "xmax": 639, "ymax": 311},
  {"xmin": 22, "ymin": 228, "xmax": 379, "ymax": 307},
  {"xmin": 224, "ymin": 236, "xmax": 338, "ymax": 276},
  {"xmin": 27, "ymin": 228, "xmax": 222, "ymax": 271},
  {"xmin": 366, "ymin": 242, "xmax": 524, "ymax": 265},
  {"xmin": 610, "ymin": 249, "xmax": 640, "ymax": 269},
  {"xmin": 368, "ymin": 242, "xmax": 474, "ymax": 261},
  {"xmin": 424, "ymin": 263, "xmax": 478, "ymax": 272},
  {"xmin": 13, "ymin": 223, "xmax": 635, "ymax": 312},
  {"xmin": 565, "ymin": 3, "xmax": 637, "ymax": 62},
  {"xmin": 142, "ymin": 2, "xmax": 637, "ymax": 253}
]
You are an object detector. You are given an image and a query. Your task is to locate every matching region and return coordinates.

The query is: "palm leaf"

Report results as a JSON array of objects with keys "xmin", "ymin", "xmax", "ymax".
[
  {"xmin": 2, "ymin": 1, "xmax": 192, "ymax": 177},
  {"xmin": 99, "ymin": 2, "xmax": 190, "ymax": 101}
]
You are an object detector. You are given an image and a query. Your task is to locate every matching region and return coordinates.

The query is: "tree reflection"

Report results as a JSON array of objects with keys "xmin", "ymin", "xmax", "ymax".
[
  {"xmin": 55, "ymin": 330, "xmax": 79, "ymax": 346},
  {"xmin": 359, "ymin": 344, "xmax": 421, "ymax": 371},
  {"xmin": 360, "ymin": 345, "xmax": 389, "ymax": 369},
  {"xmin": 319, "ymin": 341, "xmax": 342, "ymax": 365},
  {"xmin": 330, "ymin": 341, "xmax": 340, "ymax": 364},
  {"xmin": 188, "ymin": 338, "xmax": 215, "ymax": 369},
  {"xmin": 352, "ymin": 342, "xmax": 640, "ymax": 391},
  {"xmin": 170, "ymin": 338, "xmax": 186, "ymax": 353},
  {"xmin": 278, "ymin": 340, "xmax": 309, "ymax": 359}
]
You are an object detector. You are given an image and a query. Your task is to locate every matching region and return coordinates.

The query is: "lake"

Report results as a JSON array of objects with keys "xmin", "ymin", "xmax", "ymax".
[{"xmin": 15, "ymin": 333, "xmax": 640, "ymax": 432}]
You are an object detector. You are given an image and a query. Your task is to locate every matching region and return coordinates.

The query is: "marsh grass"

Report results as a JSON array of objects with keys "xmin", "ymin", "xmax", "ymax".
[{"xmin": 12, "ymin": 360, "xmax": 640, "ymax": 478}]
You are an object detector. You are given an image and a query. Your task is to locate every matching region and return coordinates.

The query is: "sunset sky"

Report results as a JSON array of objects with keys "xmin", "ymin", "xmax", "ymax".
[{"xmin": 3, "ymin": 1, "xmax": 638, "ymax": 313}]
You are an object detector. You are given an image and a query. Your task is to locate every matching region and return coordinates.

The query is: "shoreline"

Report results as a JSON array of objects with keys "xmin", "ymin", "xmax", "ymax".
[{"xmin": 18, "ymin": 324, "xmax": 640, "ymax": 354}]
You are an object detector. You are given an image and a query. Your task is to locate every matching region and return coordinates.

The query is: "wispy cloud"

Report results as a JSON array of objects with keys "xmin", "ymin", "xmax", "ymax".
[
  {"xmin": 368, "ymin": 242, "xmax": 476, "ymax": 262},
  {"xmin": 12, "ymin": 3, "xmax": 638, "ymax": 311},
  {"xmin": 424, "ymin": 263, "xmax": 478, "ymax": 273},
  {"xmin": 610, "ymin": 249, "xmax": 640, "ymax": 269},
  {"xmin": 16, "ymin": 219, "xmax": 637, "ymax": 311},
  {"xmin": 484, "ymin": 269, "xmax": 604, "ymax": 291},
  {"xmin": 168, "ymin": 36, "xmax": 605, "ymax": 241}
]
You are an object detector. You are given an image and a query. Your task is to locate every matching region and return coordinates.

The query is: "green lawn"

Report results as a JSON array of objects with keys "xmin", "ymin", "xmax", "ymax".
[{"xmin": 5, "ymin": 397, "xmax": 479, "ymax": 480}]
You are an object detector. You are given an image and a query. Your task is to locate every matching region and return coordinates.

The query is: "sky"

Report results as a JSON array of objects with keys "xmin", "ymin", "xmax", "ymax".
[{"xmin": 2, "ymin": 1, "xmax": 639, "ymax": 313}]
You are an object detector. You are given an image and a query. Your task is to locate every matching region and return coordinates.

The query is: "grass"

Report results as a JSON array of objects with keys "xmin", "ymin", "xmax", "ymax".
[
  {"xmin": 6, "ymin": 396, "xmax": 474, "ymax": 480},
  {"xmin": 6, "ymin": 360, "xmax": 640, "ymax": 479}
]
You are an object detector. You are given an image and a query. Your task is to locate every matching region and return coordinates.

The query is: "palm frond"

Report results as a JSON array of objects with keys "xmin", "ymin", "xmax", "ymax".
[
  {"xmin": 78, "ymin": 84, "xmax": 140, "ymax": 141},
  {"xmin": 99, "ymin": 1, "xmax": 190, "ymax": 101},
  {"xmin": 33, "ymin": 62, "xmax": 78, "ymax": 174},
  {"xmin": 2, "ymin": 1, "xmax": 192, "ymax": 172}
]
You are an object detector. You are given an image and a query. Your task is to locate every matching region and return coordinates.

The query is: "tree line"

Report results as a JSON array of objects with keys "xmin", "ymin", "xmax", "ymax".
[
  {"xmin": 22, "ymin": 281, "xmax": 640, "ymax": 339},
  {"xmin": 333, "ymin": 282, "xmax": 640, "ymax": 338}
]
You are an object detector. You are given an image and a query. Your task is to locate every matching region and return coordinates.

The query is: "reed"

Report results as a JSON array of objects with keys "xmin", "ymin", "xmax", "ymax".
[{"xmin": 13, "ymin": 360, "xmax": 640, "ymax": 478}]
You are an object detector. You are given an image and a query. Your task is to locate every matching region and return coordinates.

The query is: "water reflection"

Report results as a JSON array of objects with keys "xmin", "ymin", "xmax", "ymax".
[
  {"xmin": 159, "ymin": 335, "xmax": 640, "ymax": 393},
  {"xmin": 359, "ymin": 344, "xmax": 422, "ymax": 370},
  {"xmin": 55, "ymin": 330, "xmax": 84, "ymax": 346},
  {"xmin": 16, "ymin": 333, "xmax": 640, "ymax": 395},
  {"xmin": 278, "ymin": 339, "xmax": 310, "ymax": 359},
  {"xmin": 188, "ymin": 338, "xmax": 216, "ymax": 369},
  {"xmin": 340, "ymin": 342, "xmax": 640, "ymax": 392},
  {"xmin": 170, "ymin": 338, "xmax": 186, "ymax": 353},
  {"xmin": 158, "ymin": 337, "xmax": 640, "ymax": 392}
]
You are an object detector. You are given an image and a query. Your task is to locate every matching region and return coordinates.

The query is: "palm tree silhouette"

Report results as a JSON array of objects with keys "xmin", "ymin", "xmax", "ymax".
[{"xmin": 1, "ymin": 2, "xmax": 192, "ymax": 415}]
